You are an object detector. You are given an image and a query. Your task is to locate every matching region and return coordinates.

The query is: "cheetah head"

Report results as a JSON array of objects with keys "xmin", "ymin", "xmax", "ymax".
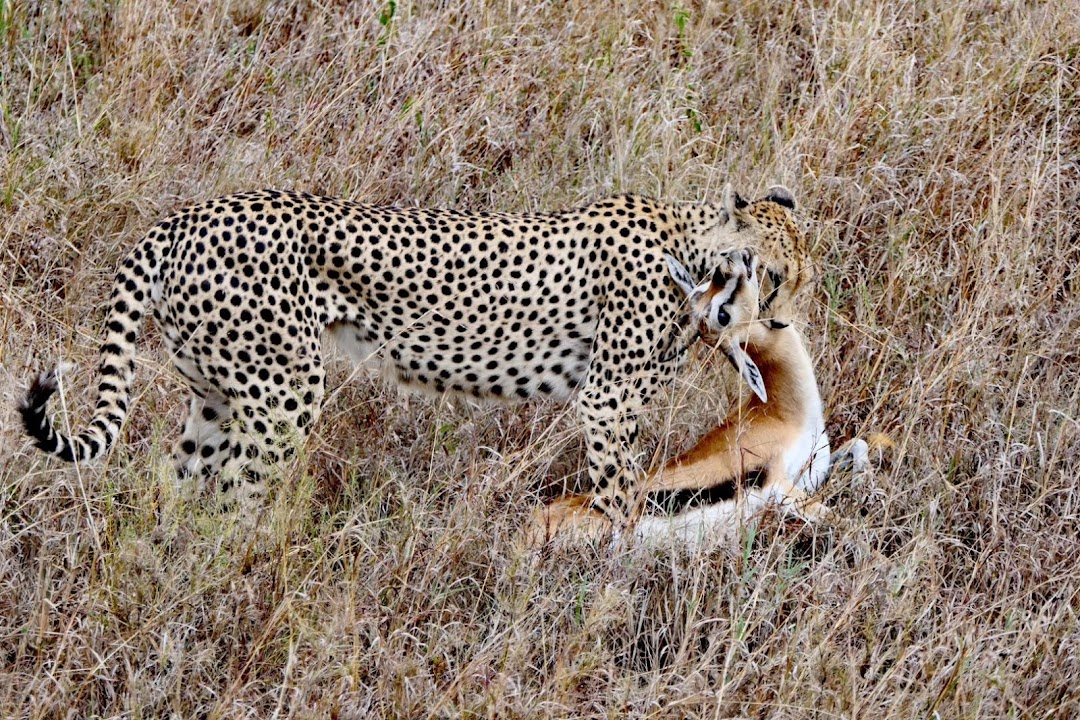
[{"xmin": 737, "ymin": 184, "xmax": 813, "ymax": 325}]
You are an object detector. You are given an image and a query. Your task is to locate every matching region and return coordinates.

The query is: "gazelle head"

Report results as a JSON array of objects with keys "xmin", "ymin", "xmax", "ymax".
[
  {"xmin": 665, "ymin": 247, "xmax": 760, "ymax": 339},
  {"xmin": 665, "ymin": 249, "xmax": 769, "ymax": 404}
]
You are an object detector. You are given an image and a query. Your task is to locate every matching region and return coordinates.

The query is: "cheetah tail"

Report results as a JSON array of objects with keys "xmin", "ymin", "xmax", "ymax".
[{"xmin": 20, "ymin": 234, "xmax": 161, "ymax": 463}]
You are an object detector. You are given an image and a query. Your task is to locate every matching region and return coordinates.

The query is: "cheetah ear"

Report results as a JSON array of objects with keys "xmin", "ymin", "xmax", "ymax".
[
  {"xmin": 763, "ymin": 185, "xmax": 796, "ymax": 210},
  {"xmin": 722, "ymin": 338, "xmax": 767, "ymax": 403},
  {"xmin": 722, "ymin": 183, "xmax": 749, "ymax": 222},
  {"xmin": 664, "ymin": 253, "xmax": 699, "ymax": 298}
]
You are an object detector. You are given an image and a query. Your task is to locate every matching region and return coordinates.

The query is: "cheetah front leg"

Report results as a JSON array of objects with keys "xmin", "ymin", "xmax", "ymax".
[
  {"xmin": 576, "ymin": 388, "xmax": 633, "ymax": 537},
  {"xmin": 574, "ymin": 366, "xmax": 662, "ymax": 541},
  {"xmin": 561, "ymin": 288, "xmax": 678, "ymax": 542}
]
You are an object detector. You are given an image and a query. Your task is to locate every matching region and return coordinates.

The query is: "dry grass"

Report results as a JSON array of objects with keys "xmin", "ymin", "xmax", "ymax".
[{"xmin": 2, "ymin": 0, "xmax": 1078, "ymax": 716}]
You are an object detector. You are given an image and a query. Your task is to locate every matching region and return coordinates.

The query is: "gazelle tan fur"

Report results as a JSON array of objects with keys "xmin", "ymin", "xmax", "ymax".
[{"xmin": 526, "ymin": 256, "xmax": 833, "ymax": 548}]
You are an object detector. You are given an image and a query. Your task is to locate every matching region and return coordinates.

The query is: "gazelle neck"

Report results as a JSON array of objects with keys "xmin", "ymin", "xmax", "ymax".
[{"xmin": 740, "ymin": 323, "xmax": 821, "ymax": 423}]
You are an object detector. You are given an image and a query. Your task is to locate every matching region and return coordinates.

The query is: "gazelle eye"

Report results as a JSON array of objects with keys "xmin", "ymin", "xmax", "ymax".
[{"xmin": 715, "ymin": 307, "xmax": 730, "ymax": 327}]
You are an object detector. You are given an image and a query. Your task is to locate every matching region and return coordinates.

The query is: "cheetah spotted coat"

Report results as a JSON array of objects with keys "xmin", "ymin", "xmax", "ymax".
[{"xmin": 21, "ymin": 185, "xmax": 803, "ymax": 525}]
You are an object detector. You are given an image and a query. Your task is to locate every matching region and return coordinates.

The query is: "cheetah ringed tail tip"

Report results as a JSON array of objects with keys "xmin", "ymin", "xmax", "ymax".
[{"xmin": 20, "ymin": 230, "xmax": 163, "ymax": 464}]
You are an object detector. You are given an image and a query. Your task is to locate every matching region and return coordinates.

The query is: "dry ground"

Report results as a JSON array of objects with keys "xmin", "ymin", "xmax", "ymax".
[{"xmin": 2, "ymin": 0, "xmax": 1078, "ymax": 717}]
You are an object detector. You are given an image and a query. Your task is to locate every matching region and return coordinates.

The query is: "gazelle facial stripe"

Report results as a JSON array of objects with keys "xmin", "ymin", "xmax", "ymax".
[
  {"xmin": 707, "ymin": 274, "xmax": 741, "ymax": 327},
  {"xmin": 711, "ymin": 264, "xmax": 729, "ymax": 287}
]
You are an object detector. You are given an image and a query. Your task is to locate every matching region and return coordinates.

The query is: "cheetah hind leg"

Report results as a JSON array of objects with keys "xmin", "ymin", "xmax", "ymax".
[
  {"xmin": 216, "ymin": 391, "xmax": 325, "ymax": 522},
  {"xmin": 213, "ymin": 419, "xmax": 290, "ymax": 521},
  {"xmin": 172, "ymin": 391, "xmax": 234, "ymax": 501}
]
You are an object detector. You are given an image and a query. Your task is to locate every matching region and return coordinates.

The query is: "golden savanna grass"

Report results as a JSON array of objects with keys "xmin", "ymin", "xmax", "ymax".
[{"xmin": 1, "ymin": 0, "xmax": 1078, "ymax": 716}]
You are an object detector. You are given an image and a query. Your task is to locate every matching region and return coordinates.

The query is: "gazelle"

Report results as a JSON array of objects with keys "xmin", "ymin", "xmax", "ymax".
[{"xmin": 526, "ymin": 254, "xmax": 847, "ymax": 548}]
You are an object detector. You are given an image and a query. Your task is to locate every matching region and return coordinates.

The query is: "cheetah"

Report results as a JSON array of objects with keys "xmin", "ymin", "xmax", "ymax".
[
  {"xmin": 527, "ymin": 252, "xmax": 864, "ymax": 548},
  {"xmin": 20, "ymin": 183, "xmax": 803, "ymax": 528}
]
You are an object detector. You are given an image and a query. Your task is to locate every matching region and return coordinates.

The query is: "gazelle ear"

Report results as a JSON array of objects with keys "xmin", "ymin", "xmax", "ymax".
[
  {"xmin": 664, "ymin": 253, "xmax": 698, "ymax": 298},
  {"xmin": 722, "ymin": 338, "xmax": 767, "ymax": 403}
]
